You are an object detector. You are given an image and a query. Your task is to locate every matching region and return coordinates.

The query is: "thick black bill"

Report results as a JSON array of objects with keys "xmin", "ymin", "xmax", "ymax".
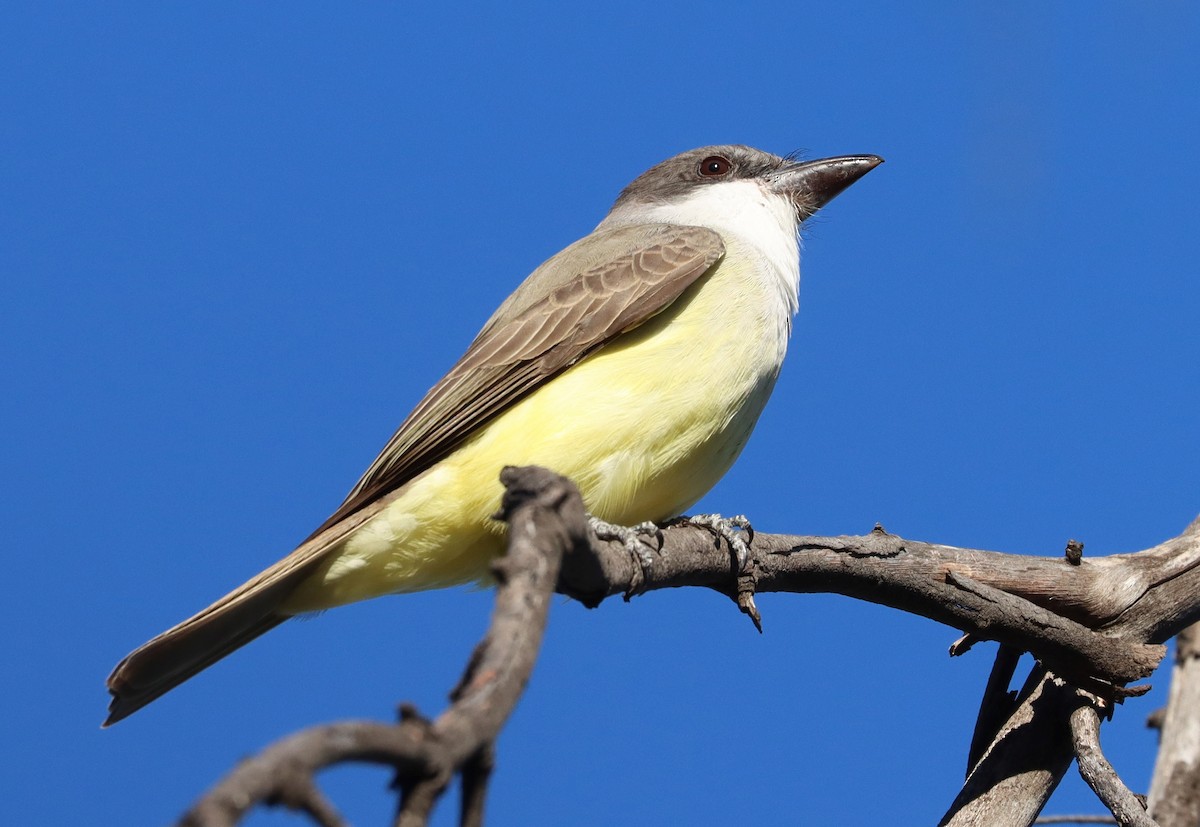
[{"xmin": 772, "ymin": 154, "xmax": 883, "ymax": 220}]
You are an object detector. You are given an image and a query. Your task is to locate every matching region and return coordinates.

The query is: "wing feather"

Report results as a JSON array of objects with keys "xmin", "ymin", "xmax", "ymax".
[{"xmin": 309, "ymin": 223, "xmax": 724, "ymax": 536}]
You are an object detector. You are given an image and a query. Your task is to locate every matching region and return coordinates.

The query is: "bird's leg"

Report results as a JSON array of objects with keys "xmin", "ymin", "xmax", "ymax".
[
  {"xmin": 587, "ymin": 516, "xmax": 663, "ymax": 572},
  {"xmin": 675, "ymin": 513, "xmax": 754, "ymax": 571}
]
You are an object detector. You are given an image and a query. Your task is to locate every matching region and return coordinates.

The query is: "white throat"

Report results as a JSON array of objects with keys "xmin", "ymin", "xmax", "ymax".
[{"xmin": 598, "ymin": 179, "xmax": 802, "ymax": 318}]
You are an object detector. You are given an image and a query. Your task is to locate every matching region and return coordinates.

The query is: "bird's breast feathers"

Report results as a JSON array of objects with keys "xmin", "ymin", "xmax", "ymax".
[
  {"xmin": 292, "ymin": 182, "xmax": 806, "ymax": 607},
  {"xmin": 286, "ymin": 235, "xmax": 795, "ymax": 609}
]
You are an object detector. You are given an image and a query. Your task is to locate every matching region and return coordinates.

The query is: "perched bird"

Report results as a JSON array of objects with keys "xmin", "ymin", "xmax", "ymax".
[{"xmin": 106, "ymin": 144, "xmax": 881, "ymax": 725}]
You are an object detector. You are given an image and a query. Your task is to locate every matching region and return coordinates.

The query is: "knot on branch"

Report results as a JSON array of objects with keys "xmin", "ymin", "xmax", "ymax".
[
  {"xmin": 1065, "ymin": 539, "xmax": 1085, "ymax": 566},
  {"xmin": 850, "ymin": 526, "xmax": 906, "ymax": 559}
]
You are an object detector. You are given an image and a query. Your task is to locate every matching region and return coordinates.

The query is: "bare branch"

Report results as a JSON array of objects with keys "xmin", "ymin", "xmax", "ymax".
[
  {"xmin": 459, "ymin": 744, "xmax": 495, "ymax": 827},
  {"xmin": 282, "ymin": 779, "xmax": 346, "ymax": 827},
  {"xmin": 181, "ymin": 722, "xmax": 434, "ymax": 827},
  {"xmin": 175, "ymin": 471, "xmax": 1200, "ymax": 826},
  {"xmin": 560, "ymin": 520, "xmax": 1200, "ymax": 692},
  {"xmin": 939, "ymin": 670, "xmax": 1076, "ymax": 827},
  {"xmin": 1147, "ymin": 624, "xmax": 1200, "ymax": 827},
  {"xmin": 967, "ymin": 644, "xmax": 1023, "ymax": 775},
  {"xmin": 1071, "ymin": 702, "xmax": 1157, "ymax": 827}
]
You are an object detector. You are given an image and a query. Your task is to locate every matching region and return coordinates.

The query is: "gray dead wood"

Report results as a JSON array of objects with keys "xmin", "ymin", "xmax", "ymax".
[
  {"xmin": 1147, "ymin": 624, "xmax": 1200, "ymax": 827},
  {"xmin": 938, "ymin": 670, "xmax": 1077, "ymax": 826},
  {"xmin": 967, "ymin": 644, "xmax": 1023, "ymax": 774},
  {"xmin": 175, "ymin": 468, "xmax": 1200, "ymax": 825},
  {"xmin": 1071, "ymin": 702, "xmax": 1157, "ymax": 827},
  {"xmin": 561, "ymin": 509, "xmax": 1200, "ymax": 825},
  {"xmin": 563, "ymin": 517, "xmax": 1200, "ymax": 693}
]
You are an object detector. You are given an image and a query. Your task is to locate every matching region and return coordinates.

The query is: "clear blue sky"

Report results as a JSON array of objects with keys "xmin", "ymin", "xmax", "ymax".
[{"xmin": 4, "ymin": 3, "xmax": 1198, "ymax": 824}]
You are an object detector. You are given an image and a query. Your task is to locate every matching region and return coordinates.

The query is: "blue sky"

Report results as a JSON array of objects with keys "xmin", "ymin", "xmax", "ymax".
[{"xmin": 4, "ymin": 3, "xmax": 1199, "ymax": 824}]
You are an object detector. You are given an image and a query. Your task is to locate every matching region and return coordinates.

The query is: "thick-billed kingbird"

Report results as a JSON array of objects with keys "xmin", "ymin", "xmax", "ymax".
[{"xmin": 105, "ymin": 144, "xmax": 881, "ymax": 725}]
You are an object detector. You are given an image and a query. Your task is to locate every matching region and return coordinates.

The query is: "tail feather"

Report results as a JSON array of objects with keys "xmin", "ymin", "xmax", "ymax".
[
  {"xmin": 103, "ymin": 559, "xmax": 312, "ymax": 726},
  {"xmin": 104, "ymin": 611, "xmax": 286, "ymax": 726},
  {"xmin": 105, "ymin": 494, "xmax": 387, "ymax": 725}
]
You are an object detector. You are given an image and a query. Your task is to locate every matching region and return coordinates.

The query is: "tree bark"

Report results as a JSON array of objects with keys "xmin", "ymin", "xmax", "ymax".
[
  {"xmin": 177, "ymin": 469, "xmax": 1200, "ymax": 826},
  {"xmin": 1147, "ymin": 624, "xmax": 1200, "ymax": 826}
]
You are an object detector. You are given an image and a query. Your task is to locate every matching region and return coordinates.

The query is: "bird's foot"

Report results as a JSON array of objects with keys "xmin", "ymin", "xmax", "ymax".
[
  {"xmin": 676, "ymin": 513, "xmax": 754, "ymax": 571},
  {"xmin": 588, "ymin": 516, "xmax": 663, "ymax": 573}
]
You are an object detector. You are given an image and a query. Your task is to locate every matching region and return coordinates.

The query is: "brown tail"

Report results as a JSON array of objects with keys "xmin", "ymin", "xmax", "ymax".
[
  {"xmin": 104, "ymin": 574, "xmax": 296, "ymax": 726},
  {"xmin": 105, "ymin": 496, "xmax": 389, "ymax": 725},
  {"xmin": 103, "ymin": 521, "xmax": 368, "ymax": 726}
]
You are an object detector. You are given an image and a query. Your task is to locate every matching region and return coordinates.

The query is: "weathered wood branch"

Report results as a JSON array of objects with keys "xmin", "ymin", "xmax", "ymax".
[
  {"xmin": 175, "ymin": 468, "xmax": 1200, "ymax": 825},
  {"xmin": 1070, "ymin": 701, "xmax": 1156, "ymax": 827},
  {"xmin": 1147, "ymin": 624, "xmax": 1200, "ymax": 827},
  {"xmin": 966, "ymin": 643, "xmax": 1023, "ymax": 774},
  {"xmin": 939, "ymin": 669, "xmax": 1077, "ymax": 826},
  {"xmin": 564, "ymin": 516, "xmax": 1200, "ymax": 694}
]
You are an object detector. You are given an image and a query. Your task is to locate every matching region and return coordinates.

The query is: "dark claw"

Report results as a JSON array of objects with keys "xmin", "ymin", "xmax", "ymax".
[{"xmin": 682, "ymin": 513, "xmax": 753, "ymax": 571}]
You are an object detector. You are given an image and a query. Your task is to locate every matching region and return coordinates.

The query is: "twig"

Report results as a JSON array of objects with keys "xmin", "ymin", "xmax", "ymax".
[
  {"xmin": 967, "ymin": 643, "xmax": 1023, "ymax": 775},
  {"xmin": 459, "ymin": 743, "xmax": 495, "ymax": 827},
  {"xmin": 1070, "ymin": 702, "xmax": 1157, "ymax": 827},
  {"xmin": 279, "ymin": 778, "xmax": 346, "ymax": 827},
  {"xmin": 939, "ymin": 669, "xmax": 1077, "ymax": 827}
]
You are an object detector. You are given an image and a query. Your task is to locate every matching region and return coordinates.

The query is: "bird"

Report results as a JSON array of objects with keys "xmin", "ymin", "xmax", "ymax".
[{"xmin": 105, "ymin": 144, "xmax": 881, "ymax": 725}]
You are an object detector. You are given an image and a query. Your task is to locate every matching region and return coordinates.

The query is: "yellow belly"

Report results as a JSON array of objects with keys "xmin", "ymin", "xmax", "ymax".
[{"xmin": 282, "ymin": 253, "xmax": 788, "ymax": 612}]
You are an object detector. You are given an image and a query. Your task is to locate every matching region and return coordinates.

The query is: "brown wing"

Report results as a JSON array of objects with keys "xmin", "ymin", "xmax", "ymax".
[{"xmin": 308, "ymin": 223, "xmax": 725, "ymax": 536}]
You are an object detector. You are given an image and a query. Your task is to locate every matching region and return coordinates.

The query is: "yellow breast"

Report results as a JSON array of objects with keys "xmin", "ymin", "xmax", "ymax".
[{"xmin": 282, "ymin": 248, "xmax": 790, "ymax": 612}]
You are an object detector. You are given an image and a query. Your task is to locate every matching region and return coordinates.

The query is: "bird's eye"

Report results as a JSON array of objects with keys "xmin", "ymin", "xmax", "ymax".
[{"xmin": 698, "ymin": 155, "xmax": 732, "ymax": 177}]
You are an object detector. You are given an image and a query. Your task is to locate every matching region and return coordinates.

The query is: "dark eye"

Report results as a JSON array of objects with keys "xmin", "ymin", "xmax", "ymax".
[{"xmin": 698, "ymin": 155, "xmax": 732, "ymax": 177}]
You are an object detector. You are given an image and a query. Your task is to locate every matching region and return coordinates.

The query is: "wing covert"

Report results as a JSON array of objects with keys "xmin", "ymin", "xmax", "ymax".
[{"xmin": 308, "ymin": 223, "xmax": 725, "ymax": 537}]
